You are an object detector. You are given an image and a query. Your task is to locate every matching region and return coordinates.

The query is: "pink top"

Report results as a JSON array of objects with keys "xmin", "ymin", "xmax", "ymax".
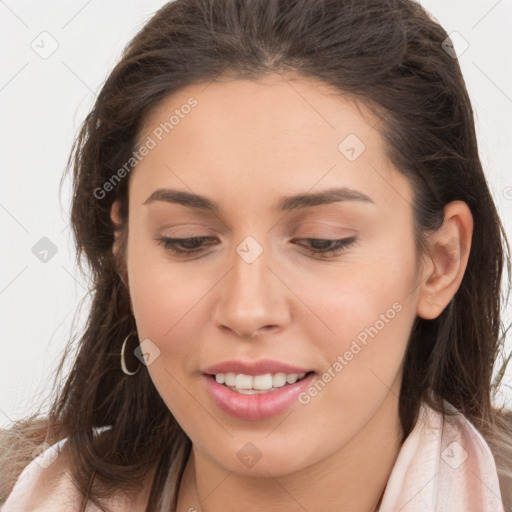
[{"xmin": 1, "ymin": 401, "xmax": 505, "ymax": 511}]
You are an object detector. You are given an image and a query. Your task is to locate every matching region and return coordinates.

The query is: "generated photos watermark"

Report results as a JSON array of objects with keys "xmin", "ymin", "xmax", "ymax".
[
  {"xmin": 93, "ymin": 97, "xmax": 198, "ymax": 200},
  {"xmin": 298, "ymin": 301, "xmax": 403, "ymax": 405}
]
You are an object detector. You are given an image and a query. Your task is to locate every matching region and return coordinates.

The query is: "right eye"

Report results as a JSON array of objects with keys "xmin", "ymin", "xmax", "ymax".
[{"xmin": 155, "ymin": 236, "xmax": 216, "ymax": 255}]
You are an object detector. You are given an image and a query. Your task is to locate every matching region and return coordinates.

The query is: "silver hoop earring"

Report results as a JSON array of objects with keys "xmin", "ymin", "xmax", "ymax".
[{"xmin": 120, "ymin": 332, "xmax": 141, "ymax": 376}]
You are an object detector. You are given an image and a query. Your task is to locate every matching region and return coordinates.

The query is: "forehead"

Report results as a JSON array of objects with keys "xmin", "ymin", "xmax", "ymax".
[
  {"xmin": 137, "ymin": 73, "xmax": 379, "ymax": 153},
  {"xmin": 130, "ymin": 73, "xmax": 412, "ymax": 214}
]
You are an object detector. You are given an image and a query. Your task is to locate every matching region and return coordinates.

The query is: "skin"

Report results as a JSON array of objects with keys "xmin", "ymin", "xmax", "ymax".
[{"xmin": 109, "ymin": 73, "xmax": 473, "ymax": 512}]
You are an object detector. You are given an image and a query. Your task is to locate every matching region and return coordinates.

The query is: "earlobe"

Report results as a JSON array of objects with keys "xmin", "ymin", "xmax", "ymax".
[
  {"xmin": 111, "ymin": 200, "xmax": 122, "ymax": 228},
  {"xmin": 416, "ymin": 201, "xmax": 473, "ymax": 320}
]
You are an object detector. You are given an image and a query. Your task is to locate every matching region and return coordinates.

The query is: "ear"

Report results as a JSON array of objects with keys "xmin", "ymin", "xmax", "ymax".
[
  {"xmin": 416, "ymin": 200, "xmax": 473, "ymax": 320},
  {"xmin": 111, "ymin": 200, "xmax": 123, "ymax": 259},
  {"xmin": 110, "ymin": 201, "xmax": 132, "ymax": 312}
]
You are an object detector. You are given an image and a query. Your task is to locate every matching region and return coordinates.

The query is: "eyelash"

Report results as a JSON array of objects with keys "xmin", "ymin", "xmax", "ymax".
[{"xmin": 156, "ymin": 236, "xmax": 357, "ymax": 258}]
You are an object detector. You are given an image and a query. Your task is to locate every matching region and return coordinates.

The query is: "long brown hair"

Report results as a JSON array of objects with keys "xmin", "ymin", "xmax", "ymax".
[{"xmin": 1, "ymin": 0, "xmax": 511, "ymax": 510}]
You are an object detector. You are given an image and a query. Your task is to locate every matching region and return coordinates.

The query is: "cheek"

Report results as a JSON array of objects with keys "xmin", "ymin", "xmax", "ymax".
[
  {"xmin": 126, "ymin": 248, "xmax": 207, "ymax": 419},
  {"xmin": 307, "ymin": 235, "xmax": 418, "ymax": 393},
  {"xmin": 126, "ymin": 241, "xmax": 217, "ymax": 375},
  {"xmin": 293, "ymin": 266, "xmax": 416, "ymax": 457},
  {"xmin": 305, "ymin": 236, "xmax": 417, "ymax": 342}
]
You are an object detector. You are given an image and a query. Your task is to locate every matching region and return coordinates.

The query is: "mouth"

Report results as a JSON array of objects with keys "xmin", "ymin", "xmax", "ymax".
[
  {"xmin": 207, "ymin": 371, "xmax": 313, "ymax": 394},
  {"xmin": 202, "ymin": 362, "xmax": 317, "ymax": 420}
]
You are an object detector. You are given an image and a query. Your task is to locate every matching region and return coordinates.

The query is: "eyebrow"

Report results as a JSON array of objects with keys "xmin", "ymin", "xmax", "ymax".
[{"xmin": 142, "ymin": 186, "xmax": 374, "ymax": 212}]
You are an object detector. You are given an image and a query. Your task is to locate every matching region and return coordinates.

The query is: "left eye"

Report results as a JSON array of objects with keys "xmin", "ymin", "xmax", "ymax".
[
  {"xmin": 156, "ymin": 236, "xmax": 356, "ymax": 257},
  {"xmin": 295, "ymin": 236, "xmax": 357, "ymax": 256}
]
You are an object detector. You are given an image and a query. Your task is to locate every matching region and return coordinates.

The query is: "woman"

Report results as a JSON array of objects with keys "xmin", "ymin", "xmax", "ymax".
[{"xmin": 1, "ymin": 0, "xmax": 511, "ymax": 510}]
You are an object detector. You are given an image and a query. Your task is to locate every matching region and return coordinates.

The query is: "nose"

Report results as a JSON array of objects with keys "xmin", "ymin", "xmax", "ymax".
[{"xmin": 212, "ymin": 241, "xmax": 291, "ymax": 340}]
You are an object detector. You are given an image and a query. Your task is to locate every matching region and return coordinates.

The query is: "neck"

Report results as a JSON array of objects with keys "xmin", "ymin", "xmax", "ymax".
[{"xmin": 176, "ymin": 389, "xmax": 403, "ymax": 512}]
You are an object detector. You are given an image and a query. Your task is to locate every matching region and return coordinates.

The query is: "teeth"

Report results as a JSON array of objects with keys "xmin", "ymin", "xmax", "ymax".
[
  {"xmin": 253, "ymin": 374, "xmax": 273, "ymax": 390},
  {"xmin": 286, "ymin": 373, "xmax": 299, "ymax": 384},
  {"xmin": 235, "ymin": 374, "xmax": 253, "ymax": 389},
  {"xmin": 214, "ymin": 372, "xmax": 307, "ymax": 392},
  {"xmin": 225, "ymin": 373, "xmax": 236, "ymax": 386},
  {"xmin": 272, "ymin": 372, "xmax": 287, "ymax": 387}
]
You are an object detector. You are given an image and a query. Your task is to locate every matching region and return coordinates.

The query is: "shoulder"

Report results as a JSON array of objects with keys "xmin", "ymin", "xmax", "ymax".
[
  {"xmin": 379, "ymin": 401, "xmax": 505, "ymax": 512},
  {"xmin": 1, "ymin": 435, "xmax": 157, "ymax": 512},
  {"xmin": 1, "ymin": 437, "xmax": 87, "ymax": 512}
]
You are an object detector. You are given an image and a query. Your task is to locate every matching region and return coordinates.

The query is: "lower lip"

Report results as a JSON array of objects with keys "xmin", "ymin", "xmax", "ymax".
[{"xmin": 203, "ymin": 373, "xmax": 316, "ymax": 421}]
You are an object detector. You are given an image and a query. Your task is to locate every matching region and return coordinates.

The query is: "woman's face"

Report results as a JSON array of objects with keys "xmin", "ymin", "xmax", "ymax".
[{"xmin": 118, "ymin": 74, "xmax": 425, "ymax": 477}]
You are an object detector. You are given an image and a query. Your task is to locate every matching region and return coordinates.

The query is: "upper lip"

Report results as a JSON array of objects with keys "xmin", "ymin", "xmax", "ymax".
[{"xmin": 203, "ymin": 359, "xmax": 312, "ymax": 376}]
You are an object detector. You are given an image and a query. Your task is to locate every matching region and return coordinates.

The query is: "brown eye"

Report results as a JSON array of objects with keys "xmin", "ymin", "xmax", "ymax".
[
  {"xmin": 295, "ymin": 236, "xmax": 357, "ymax": 257},
  {"xmin": 156, "ymin": 236, "xmax": 216, "ymax": 255}
]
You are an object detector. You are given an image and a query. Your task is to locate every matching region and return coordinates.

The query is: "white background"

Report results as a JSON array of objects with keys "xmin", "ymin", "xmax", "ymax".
[{"xmin": 1, "ymin": 0, "xmax": 511, "ymax": 428}]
